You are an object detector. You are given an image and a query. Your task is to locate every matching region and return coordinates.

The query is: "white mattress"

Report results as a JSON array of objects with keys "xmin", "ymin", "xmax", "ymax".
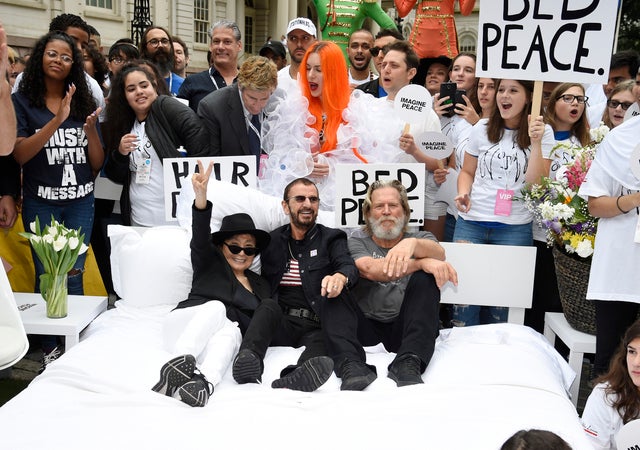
[{"xmin": 0, "ymin": 303, "xmax": 592, "ymax": 450}]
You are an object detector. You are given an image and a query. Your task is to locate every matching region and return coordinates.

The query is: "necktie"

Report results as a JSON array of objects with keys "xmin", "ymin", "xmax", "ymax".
[{"xmin": 248, "ymin": 114, "xmax": 261, "ymax": 159}]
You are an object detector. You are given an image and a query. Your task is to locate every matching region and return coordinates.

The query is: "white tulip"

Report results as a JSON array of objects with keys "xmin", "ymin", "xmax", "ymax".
[
  {"xmin": 78, "ymin": 243, "xmax": 89, "ymax": 255},
  {"xmin": 30, "ymin": 221, "xmax": 37, "ymax": 233},
  {"xmin": 68, "ymin": 236, "xmax": 79, "ymax": 250},
  {"xmin": 53, "ymin": 235, "xmax": 67, "ymax": 252},
  {"xmin": 43, "ymin": 235, "xmax": 54, "ymax": 245}
]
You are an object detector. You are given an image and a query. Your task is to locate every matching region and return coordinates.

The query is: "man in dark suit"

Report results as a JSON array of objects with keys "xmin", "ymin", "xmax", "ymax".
[{"xmin": 197, "ymin": 56, "xmax": 279, "ymax": 171}]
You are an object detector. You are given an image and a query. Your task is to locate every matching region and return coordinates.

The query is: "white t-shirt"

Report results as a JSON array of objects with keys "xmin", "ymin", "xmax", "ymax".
[
  {"xmin": 128, "ymin": 121, "xmax": 173, "ymax": 227},
  {"xmin": 348, "ymin": 69, "xmax": 377, "ymax": 86},
  {"xmin": 442, "ymin": 114, "xmax": 474, "ymax": 216},
  {"xmin": 581, "ymin": 383, "xmax": 624, "ymax": 450},
  {"xmin": 459, "ymin": 119, "xmax": 554, "ymax": 225},
  {"xmin": 277, "ymin": 65, "xmax": 300, "ymax": 94},
  {"xmin": 578, "ymin": 117, "xmax": 640, "ymax": 303}
]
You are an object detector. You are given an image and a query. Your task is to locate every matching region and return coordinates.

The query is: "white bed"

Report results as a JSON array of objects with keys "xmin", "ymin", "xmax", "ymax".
[{"xmin": 0, "ymin": 190, "xmax": 593, "ymax": 449}]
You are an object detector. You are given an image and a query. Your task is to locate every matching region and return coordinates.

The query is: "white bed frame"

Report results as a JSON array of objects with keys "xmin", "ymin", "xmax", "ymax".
[
  {"xmin": 440, "ymin": 242, "xmax": 536, "ymax": 325},
  {"xmin": 3, "ymin": 239, "xmax": 596, "ymax": 450}
]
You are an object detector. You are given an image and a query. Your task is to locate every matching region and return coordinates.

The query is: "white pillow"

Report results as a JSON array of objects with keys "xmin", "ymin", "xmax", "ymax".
[{"xmin": 108, "ymin": 225, "xmax": 193, "ymax": 307}]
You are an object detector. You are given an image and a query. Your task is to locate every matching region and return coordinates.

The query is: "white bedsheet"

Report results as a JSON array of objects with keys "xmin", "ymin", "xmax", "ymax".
[{"xmin": 0, "ymin": 303, "xmax": 592, "ymax": 450}]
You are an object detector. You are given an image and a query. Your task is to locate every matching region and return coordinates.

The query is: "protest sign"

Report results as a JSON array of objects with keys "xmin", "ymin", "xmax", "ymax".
[
  {"xmin": 416, "ymin": 131, "xmax": 454, "ymax": 161},
  {"xmin": 477, "ymin": 0, "xmax": 618, "ymax": 85},
  {"xmin": 163, "ymin": 156, "xmax": 256, "ymax": 221},
  {"xmin": 334, "ymin": 163, "xmax": 425, "ymax": 228}
]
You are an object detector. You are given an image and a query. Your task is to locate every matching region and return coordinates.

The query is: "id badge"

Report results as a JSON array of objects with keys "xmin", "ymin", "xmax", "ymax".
[
  {"xmin": 135, "ymin": 158, "xmax": 152, "ymax": 184},
  {"xmin": 494, "ymin": 189, "xmax": 514, "ymax": 217},
  {"xmin": 258, "ymin": 153, "xmax": 268, "ymax": 179}
]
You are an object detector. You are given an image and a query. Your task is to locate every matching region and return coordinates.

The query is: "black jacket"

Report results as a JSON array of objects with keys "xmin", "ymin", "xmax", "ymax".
[
  {"xmin": 176, "ymin": 201, "xmax": 271, "ymax": 311},
  {"xmin": 261, "ymin": 223, "xmax": 359, "ymax": 316},
  {"xmin": 104, "ymin": 95, "xmax": 211, "ymax": 225},
  {"xmin": 356, "ymin": 78, "xmax": 382, "ymax": 98}
]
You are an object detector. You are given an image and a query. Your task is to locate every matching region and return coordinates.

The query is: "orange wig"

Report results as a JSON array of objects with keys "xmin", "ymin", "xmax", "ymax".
[{"xmin": 299, "ymin": 41, "xmax": 350, "ymax": 153}]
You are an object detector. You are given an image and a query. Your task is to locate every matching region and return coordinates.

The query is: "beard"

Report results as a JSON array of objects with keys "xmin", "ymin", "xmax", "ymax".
[
  {"xmin": 151, "ymin": 48, "xmax": 174, "ymax": 75},
  {"xmin": 369, "ymin": 215, "xmax": 405, "ymax": 241},
  {"xmin": 290, "ymin": 207, "xmax": 317, "ymax": 231}
]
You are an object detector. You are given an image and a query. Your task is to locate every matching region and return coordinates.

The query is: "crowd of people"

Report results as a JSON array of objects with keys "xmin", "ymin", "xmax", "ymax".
[{"xmin": 2, "ymin": 10, "xmax": 640, "ymax": 449}]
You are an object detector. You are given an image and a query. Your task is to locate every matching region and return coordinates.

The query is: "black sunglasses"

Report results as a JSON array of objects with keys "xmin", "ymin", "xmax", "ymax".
[
  {"xmin": 370, "ymin": 46, "xmax": 391, "ymax": 57},
  {"xmin": 286, "ymin": 195, "xmax": 320, "ymax": 204},
  {"xmin": 224, "ymin": 242, "xmax": 258, "ymax": 256}
]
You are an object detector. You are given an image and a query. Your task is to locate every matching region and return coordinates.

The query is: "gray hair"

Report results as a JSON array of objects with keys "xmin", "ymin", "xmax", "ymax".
[{"xmin": 210, "ymin": 20, "xmax": 241, "ymax": 42}]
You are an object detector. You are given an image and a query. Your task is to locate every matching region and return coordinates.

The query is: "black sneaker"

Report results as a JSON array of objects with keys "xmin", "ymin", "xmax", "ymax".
[
  {"xmin": 152, "ymin": 354, "xmax": 196, "ymax": 396},
  {"xmin": 38, "ymin": 347, "xmax": 62, "ymax": 374},
  {"xmin": 232, "ymin": 349, "xmax": 263, "ymax": 384},
  {"xmin": 271, "ymin": 356, "xmax": 334, "ymax": 392},
  {"xmin": 387, "ymin": 353, "xmax": 424, "ymax": 387},
  {"xmin": 339, "ymin": 359, "xmax": 377, "ymax": 391},
  {"xmin": 176, "ymin": 371, "xmax": 214, "ymax": 407}
]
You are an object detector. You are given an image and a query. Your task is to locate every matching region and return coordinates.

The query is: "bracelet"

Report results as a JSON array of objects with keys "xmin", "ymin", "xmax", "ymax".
[{"xmin": 616, "ymin": 195, "xmax": 630, "ymax": 214}]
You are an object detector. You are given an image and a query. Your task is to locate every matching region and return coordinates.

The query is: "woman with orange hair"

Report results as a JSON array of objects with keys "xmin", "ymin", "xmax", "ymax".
[
  {"xmin": 299, "ymin": 41, "xmax": 350, "ymax": 156},
  {"xmin": 260, "ymin": 41, "xmax": 367, "ymax": 209}
]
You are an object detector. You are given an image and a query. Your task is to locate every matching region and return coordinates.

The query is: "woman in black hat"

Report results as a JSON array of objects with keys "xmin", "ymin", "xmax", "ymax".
[{"xmin": 152, "ymin": 160, "xmax": 271, "ymax": 407}]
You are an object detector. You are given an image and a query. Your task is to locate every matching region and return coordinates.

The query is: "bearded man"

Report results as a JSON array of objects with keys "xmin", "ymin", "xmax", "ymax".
[
  {"xmin": 347, "ymin": 179, "xmax": 457, "ymax": 386},
  {"xmin": 140, "ymin": 26, "xmax": 183, "ymax": 95}
]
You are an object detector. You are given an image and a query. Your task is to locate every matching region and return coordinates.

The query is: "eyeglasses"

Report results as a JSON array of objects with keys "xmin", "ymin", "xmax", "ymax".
[
  {"xmin": 147, "ymin": 38, "xmax": 170, "ymax": 47},
  {"xmin": 45, "ymin": 50, "xmax": 73, "ymax": 64},
  {"xmin": 370, "ymin": 46, "xmax": 386, "ymax": 57},
  {"xmin": 109, "ymin": 56, "xmax": 126, "ymax": 65},
  {"xmin": 557, "ymin": 94, "xmax": 588, "ymax": 104},
  {"xmin": 607, "ymin": 99, "xmax": 634, "ymax": 110},
  {"xmin": 286, "ymin": 195, "xmax": 320, "ymax": 204},
  {"xmin": 287, "ymin": 35, "xmax": 313, "ymax": 45},
  {"xmin": 224, "ymin": 242, "xmax": 258, "ymax": 256}
]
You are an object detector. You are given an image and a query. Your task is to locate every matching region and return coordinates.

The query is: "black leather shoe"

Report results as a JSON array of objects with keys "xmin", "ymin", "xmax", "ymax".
[
  {"xmin": 340, "ymin": 359, "xmax": 377, "ymax": 391},
  {"xmin": 387, "ymin": 353, "xmax": 424, "ymax": 387},
  {"xmin": 232, "ymin": 349, "xmax": 263, "ymax": 384},
  {"xmin": 271, "ymin": 356, "xmax": 334, "ymax": 392}
]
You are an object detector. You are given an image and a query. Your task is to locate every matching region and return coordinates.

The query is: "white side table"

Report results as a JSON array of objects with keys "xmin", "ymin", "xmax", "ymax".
[{"xmin": 13, "ymin": 293, "xmax": 108, "ymax": 349}]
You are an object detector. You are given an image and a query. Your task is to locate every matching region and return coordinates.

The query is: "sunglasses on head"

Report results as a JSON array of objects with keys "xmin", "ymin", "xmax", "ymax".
[{"xmin": 224, "ymin": 242, "xmax": 258, "ymax": 256}]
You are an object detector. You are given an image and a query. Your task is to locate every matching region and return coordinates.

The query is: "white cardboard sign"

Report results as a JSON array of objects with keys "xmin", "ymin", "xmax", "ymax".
[
  {"xmin": 476, "ymin": 0, "xmax": 618, "ymax": 84},
  {"xmin": 334, "ymin": 163, "xmax": 425, "ymax": 228},
  {"xmin": 162, "ymin": 156, "xmax": 257, "ymax": 221},
  {"xmin": 394, "ymin": 84, "xmax": 433, "ymax": 123},
  {"xmin": 416, "ymin": 131, "xmax": 454, "ymax": 160}
]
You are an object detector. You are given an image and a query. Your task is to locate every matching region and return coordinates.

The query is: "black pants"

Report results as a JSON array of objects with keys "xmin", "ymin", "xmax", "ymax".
[
  {"xmin": 240, "ymin": 292, "xmax": 365, "ymax": 377},
  {"xmin": 356, "ymin": 271, "xmax": 441, "ymax": 371},
  {"xmin": 594, "ymin": 300, "xmax": 640, "ymax": 376},
  {"xmin": 525, "ymin": 241, "xmax": 562, "ymax": 333}
]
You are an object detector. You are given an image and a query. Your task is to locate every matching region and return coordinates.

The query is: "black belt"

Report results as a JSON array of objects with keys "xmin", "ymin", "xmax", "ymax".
[{"xmin": 284, "ymin": 307, "xmax": 320, "ymax": 324}]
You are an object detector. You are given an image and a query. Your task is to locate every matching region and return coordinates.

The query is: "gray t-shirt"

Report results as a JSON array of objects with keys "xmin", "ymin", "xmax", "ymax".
[{"xmin": 348, "ymin": 231, "xmax": 435, "ymax": 322}]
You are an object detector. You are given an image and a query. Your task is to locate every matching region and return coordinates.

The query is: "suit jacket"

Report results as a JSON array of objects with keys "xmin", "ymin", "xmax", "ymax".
[{"xmin": 197, "ymin": 84, "xmax": 251, "ymax": 157}]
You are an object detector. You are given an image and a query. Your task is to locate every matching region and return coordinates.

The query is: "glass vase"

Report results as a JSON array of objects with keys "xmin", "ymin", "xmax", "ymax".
[{"xmin": 40, "ymin": 273, "xmax": 68, "ymax": 319}]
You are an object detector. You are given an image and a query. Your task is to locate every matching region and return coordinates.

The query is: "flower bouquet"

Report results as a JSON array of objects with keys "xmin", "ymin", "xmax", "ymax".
[
  {"xmin": 19, "ymin": 216, "xmax": 88, "ymax": 318},
  {"xmin": 521, "ymin": 124, "xmax": 609, "ymax": 258},
  {"xmin": 520, "ymin": 124, "xmax": 609, "ymax": 334}
]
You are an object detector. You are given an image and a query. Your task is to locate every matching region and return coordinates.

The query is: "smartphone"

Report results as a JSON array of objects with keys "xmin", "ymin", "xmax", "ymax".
[
  {"xmin": 439, "ymin": 82, "xmax": 457, "ymax": 117},
  {"xmin": 454, "ymin": 89, "xmax": 467, "ymax": 112}
]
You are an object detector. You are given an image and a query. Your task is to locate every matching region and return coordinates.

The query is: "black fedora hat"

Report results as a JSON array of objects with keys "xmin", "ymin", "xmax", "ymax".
[{"xmin": 210, "ymin": 213, "xmax": 271, "ymax": 250}]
